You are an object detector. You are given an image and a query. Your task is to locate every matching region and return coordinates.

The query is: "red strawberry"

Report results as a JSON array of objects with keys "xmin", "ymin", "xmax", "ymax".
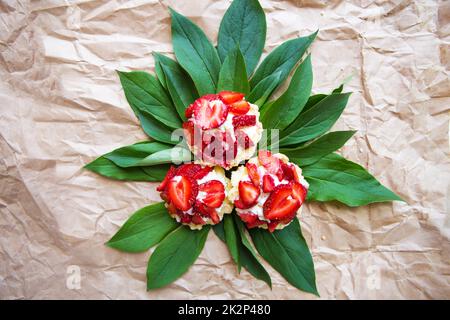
[
  {"xmin": 185, "ymin": 103, "xmax": 195, "ymax": 118},
  {"xmin": 291, "ymin": 181, "xmax": 307, "ymax": 203},
  {"xmin": 193, "ymin": 96, "xmax": 228, "ymax": 129},
  {"xmin": 235, "ymin": 130, "xmax": 254, "ymax": 149},
  {"xmin": 247, "ymin": 220, "xmax": 266, "ymax": 229},
  {"xmin": 209, "ymin": 210, "xmax": 220, "ymax": 224},
  {"xmin": 262, "ymin": 174, "xmax": 276, "ymax": 193},
  {"xmin": 229, "ymin": 100, "xmax": 250, "ymax": 115},
  {"xmin": 183, "ymin": 121, "xmax": 195, "ymax": 146},
  {"xmin": 218, "ymin": 91, "xmax": 244, "ymax": 104},
  {"xmin": 194, "ymin": 201, "xmax": 220, "ymax": 224},
  {"xmin": 232, "ymin": 115, "xmax": 256, "ymax": 128},
  {"xmin": 267, "ymin": 221, "xmax": 280, "ymax": 232},
  {"xmin": 167, "ymin": 202, "xmax": 178, "ymax": 215},
  {"xmin": 157, "ymin": 166, "xmax": 177, "ymax": 191},
  {"xmin": 193, "ymin": 166, "xmax": 212, "ymax": 179},
  {"xmin": 234, "ymin": 198, "xmax": 252, "ymax": 209},
  {"xmin": 191, "ymin": 214, "xmax": 206, "ymax": 225},
  {"xmin": 199, "ymin": 180, "xmax": 225, "ymax": 208},
  {"xmin": 263, "ymin": 184, "xmax": 300, "ymax": 221},
  {"xmin": 239, "ymin": 213, "xmax": 258, "ymax": 224},
  {"xmin": 177, "ymin": 164, "xmax": 201, "ymax": 177},
  {"xmin": 281, "ymin": 162, "xmax": 296, "ymax": 181},
  {"xmin": 239, "ymin": 181, "xmax": 260, "ymax": 206},
  {"xmin": 167, "ymin": 176, "xmax": 196, "ymax": 211},
  {"xmin": 179, "ymin": 213, "xmax": 192, "ymax": 224},
  {"xmin": 245, "ymin": 162, "xmax": 260, "ymax": 186},
  {"xmin": 258, "ymin": 150, "xmax": 281, "ymax": 175}
]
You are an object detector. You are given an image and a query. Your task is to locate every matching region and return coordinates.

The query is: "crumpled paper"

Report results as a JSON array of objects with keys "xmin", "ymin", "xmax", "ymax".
[{"xmin": 0, "ymin": 0, "xmax": 449, "ymax": 299}]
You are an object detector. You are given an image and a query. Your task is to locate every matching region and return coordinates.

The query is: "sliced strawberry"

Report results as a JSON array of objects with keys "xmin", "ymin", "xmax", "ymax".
[
  {"xmin": 177, "ymin": 164, "xmax": 201, "ymax": 177},
  {"xmin": 167, "ymin": 202, "xmax": 178, "ymax": 215},
  {"xmin": 239, "ymin": 213, "xmax": 259, "ymax": 224},
  {"xmin": 193, "ymin": 166, "xmax": 212, "ymax": 179},
  {"xmin": 281, "ymin": 162, "xmax": 296, "ymax": 181},
  {"xmin": 263, "ymin": 184, "xmax": 300, "ymax": 221},
  {"xmin": 258, "ymin": 150, "xmax": 281, "ymax": 175},
  {"xmin": 245, "ymin": 162, "xmax": 260, "ymax": 187},
  {"xmin": 229, "ymin": 100, "xmax": 250, "ymax": 115},
  {"xmin": 191, "ymin": 214, "xmax": 206, "ymax": 225},
  {"xmin": 262, "ymin": 174, "xmax": 276, "ymax": 193},
  {"xmin": 179, "ymin": 212, "xmax": 192, "ymax": 224},
  {"xmin": 182, "ymin": 121, "xmax": 195, "ymax": 146},
  {"xmin": 194, "ymin": 201, "xmax": 220, "ymax": 224},
  {"xmin": 246, "ymin": 219, "xmax": 266, "ymax": 229},
  {"xmin": 239, "ymin": 181, "xmax": 260, "ymax": 206},
  {"xmin": 235, "ymin": 130, "xmax": 254, "ymax": 149},
  {"xmin": 267, "ymin": 221, "xmax": 280, "ymax": 232},
  {"xmin": 232, "ymin": 115, "xmax": 256, "ymax": 128},
  {"xmin": 209, "ymin": 210, "xmax": 220, "ymax": 224},
  {"xmin": 199, "ymin": 180, "xmax": 225, "ymax": 208},
  {"xmin": 157, "ymin": 166, "xmax": 177, "ymax": 192},
  {"xmin": 218, "ymin": 91, "xmax": 244, "ymax": 104},
  {"xmin": 234, "ymin": 198, "xmax": 252, "ymax": 209},
  {"xmin": 185, "ymin": 103, "xmax": 195, "ymax": 118},
  {"xmin": 292, "ymin": 166, "xmax": 302, "ymax": 183},
  {"xmin": 291, "ymin": 181, "xmax": 307, "ymax": 203},
  {"xmin": 167, "ymin": 176, "xmax": 196, "ymax": 211},
  {"xmin": 193, "ymin": 97, "xmax": 228, "ymax": 129}
]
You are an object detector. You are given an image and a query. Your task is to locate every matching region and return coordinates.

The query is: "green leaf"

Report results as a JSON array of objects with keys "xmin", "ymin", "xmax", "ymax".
[
  {"xmin": 84, "ymin": 156, "xmax": 165, "ymax": 182},
  {"xmin": 213, "ymin": 218, "xmax": 272, "ymax": 287},
  {"xmin": 281, "ymin": 131, "xmax": 356, "ymax": 166},
  {"xmin": 279, "ymin": 93, "xmax": 351, "ymax": 146},
  {"xmin": 300, "ymin": 84, "xmax": 344, "ymax": 114},
  {"xmin": 217, "ymin": 46, "xmax": 250, "ymax": 94},
  {"xmin": 141, "ymin": 164, "xmax": 172, "ymax": 181},
  {"xmin": 154, "ymin": 53, "xmax": 198, "ymax": 121},
  {"xmin": 106, "ymin": 202, "xmax": 179, "ymax": 253},
  {"xmin": 303, "ymin": 153, "xmax": 403, "ymax": 206},
  {"xmin": 154, "ymin": 56, "xmax": 168, "ymax": 89},
  {"xmin": 147, "ymin": 225, "xmax": 210, "ymax": 289},
  {"xmin": 104, "ymin": 142, "xmax": 171, "ymax": 167},
  {"xmin": 249, "ymin": 218, "xmax": 318, "ymax": 295},
  {"xmin": 260, "ymin": 55, "xmax": 313, "ymax": 130},
  {"xmin": 223, "ymin": 214, "xmax": 241, "ymax": 272},
  {"xmin": 136, "ymin": 111, "xmax": 179, "ymax": 145},
  {"xmin": 170, "ymin": 8, "xmax": 221, "ymax": 96},
  {"xmin": 217, "ymin": 0, "xmax": 266, "ymax": 75},
  {"xmin": 118, "ymin": 71, "xmax": 181, "ymax": 129},
  {"xmin": 247, "ymin": 71, "xmax": 281, "ymax": 107},
  {"xmin": 250, "ymin": 31, "xmax": 317, "ymax": 89},
  {"xmin": 233, "ymin": 216, "xmax": 272, "ymax": 287}
]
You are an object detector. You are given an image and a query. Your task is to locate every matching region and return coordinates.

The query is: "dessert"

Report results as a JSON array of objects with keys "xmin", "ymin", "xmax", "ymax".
[
  {"xmin": 157, "ymin": 164, "xmax": 233, "ymax": 229},
  {"xmin": 229, "ymin": 151, "xmax": 309, "ymax": 232},
  {"xmin": 183, "ymin": 91, "xmax": 263, "ymax": 169}
]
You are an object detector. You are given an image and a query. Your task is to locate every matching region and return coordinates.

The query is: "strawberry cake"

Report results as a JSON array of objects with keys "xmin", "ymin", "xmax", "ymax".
[
  {"xmin": 229, "ymin": 151, "xmax": 309, "ymax": 232},
  {"xmin": 182, "ymin": 91, "xmax": 263, "ymax": 169},
  {"xmin": 157, "ymin": 164, "xmax": 233, "ymax": 229}
]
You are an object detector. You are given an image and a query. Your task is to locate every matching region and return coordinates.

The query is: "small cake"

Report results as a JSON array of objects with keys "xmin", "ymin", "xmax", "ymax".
[
  {"xmin": 182, "ymin": 91, "xmax": 263, "ymax": 169},
  {"xmin": 229, "ymin": 151, "xmax": 309, "ymax": 232},
  {"xmin": 157, "ymin": 164, "xmax": 233, "ymax": 230}
]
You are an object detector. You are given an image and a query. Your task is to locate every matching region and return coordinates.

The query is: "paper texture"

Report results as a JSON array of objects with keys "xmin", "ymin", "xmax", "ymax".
[{"xmin": 0, "ymin": 0, "xmax": 449, "ymax": 299}]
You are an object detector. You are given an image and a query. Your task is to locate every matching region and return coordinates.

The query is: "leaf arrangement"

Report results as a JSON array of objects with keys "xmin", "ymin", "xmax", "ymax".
[{"xmin": 85, "ymin": 0, "xmax": 402, "ymax": 295}]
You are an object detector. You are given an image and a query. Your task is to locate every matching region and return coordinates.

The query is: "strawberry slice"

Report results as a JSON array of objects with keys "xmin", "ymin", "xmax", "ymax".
[
  {"xmin": 291, "ymin": 181, "xmax": 307, "ymax": 203},
  {"xmin": 267, "ymin": 221, "xmax": 280, "ymax": 232},
  {"xmin": 239, "ymin": 213, "xmax": 258, "ymax": 224},
  {"xmin": 263, "ymin": 184, "xmax": 300, "ymax": 221},
  {"xmin": 157, "ymin": 166, "xmax": 177, "ymax": 192},
  {"xmin": 258, "ymin": 150, "xmax": 281, "ymax": 175},
  {"xmin": 185, "ymin": 103, "xmax": 195, "ymax": 118},
  {"xmin": 229, "ymin": 100, "xmax": 250, "ymax": 115},
  {"xmin": 218, "ymin": 91, "xmax": 244, "ymax": 104},
  {"xmin": 232, "ymin": 115, "xmax": 256, "ymax": 128},
  {"xmin": 234, "ymin": 198, "xmax": 252, "ymax": 209},
  {"xmin": 194, "ymin": 201, "xmax": 220, "ymax": 224},
  {"xmin": 193, "ymin": 96, "xmax": 228, "ymax": 129},
  {"xmin": 281, "ymin": 162, "xmax": 296, "ymax": 181},
  {"xmin": 245, "ymin": 162, "xmax": 260, "ymax": 186},
  {"xmin": 167, "ymin": 202, "xmax": 178, "ymax": 215},
  {"xmin": 193, "ymin": 166, "xmax": 212, "ymax": 179},
  {"xmin": 199, "ymin": 180, "xmax": 225, "ymax": 208},
  {"xmin": 247, "ymin": 219, "xmax": 266, "ymax": 229},
  {"xmin": 182, "ymin": 121, "xmax": 195, "ymax": 146},
  {"xmin": 235, "ymin": 130, "xmax": 254, "ymax": 149},
  {"xmin": 167, "ymin": 176, "xmax": 196, "ymax": 211},
  {"xmin": 179, "ymin": 212, "xmax": 192, "ymax": 224},
  {"xmin": 239, "ymin": 181, "xmax": 260, "ymax": 206},
  {"xmin": 191, "ymin": 214, "xmax": 206, "ymax": 225},
  {"xmin": 262, "ymin": 174, "xmax": 276, "ymax": 193},
  {"xmin": 177, "ymin": 164, "xmax": 201, "ymax": 177}
]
